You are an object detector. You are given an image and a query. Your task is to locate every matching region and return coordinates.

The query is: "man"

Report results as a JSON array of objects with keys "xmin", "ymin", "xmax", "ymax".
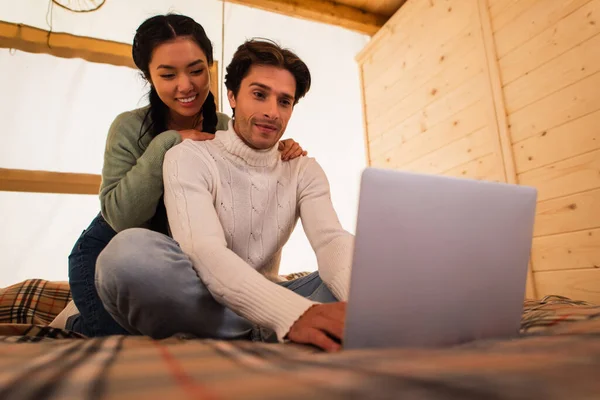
[{"xmin": 96, "ymin": 39, "xmax": 354, "ymax": 352}]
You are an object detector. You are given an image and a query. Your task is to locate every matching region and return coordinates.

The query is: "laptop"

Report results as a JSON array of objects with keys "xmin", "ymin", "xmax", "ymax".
[{"xmin": 343, "ymin": 167, "xmax": 537, "ymax": 350}]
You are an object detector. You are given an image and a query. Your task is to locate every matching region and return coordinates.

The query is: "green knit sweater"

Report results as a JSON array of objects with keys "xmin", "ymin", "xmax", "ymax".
[{"xmin": 100, "ymin": 106, "xmax": 230, "ymax": 232}]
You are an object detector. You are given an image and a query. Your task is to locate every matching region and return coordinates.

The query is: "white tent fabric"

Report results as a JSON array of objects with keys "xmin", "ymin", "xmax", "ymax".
[
  {"xmin": 0, "ymin": 1, "xmax": 368, "ymax": 286},
  {"xmin": 2, "ymin": 0, "xmax": 224, "ymax": 56},
  {"xmin": 0, "ymin": 50, "xmax": 145, "ymax": 174}
]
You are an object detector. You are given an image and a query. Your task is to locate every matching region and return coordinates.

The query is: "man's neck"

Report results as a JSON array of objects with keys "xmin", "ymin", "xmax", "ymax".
[
  {"xmin": 216, "ymin": 120, "xmax": 280, "ymax": 167},
  {"xmin": 232, "ymin": 119, "xmax": 260, "ymax": 150}
]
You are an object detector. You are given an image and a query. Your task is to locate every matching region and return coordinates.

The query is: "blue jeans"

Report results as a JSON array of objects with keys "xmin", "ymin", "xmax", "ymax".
[
  {"xmin": 67, "ymin": 213, "xmax": 129, "ymax": 336},
  {"xmin": 95, "ymin": 228, "xmax": 338, "ymax": 341}
]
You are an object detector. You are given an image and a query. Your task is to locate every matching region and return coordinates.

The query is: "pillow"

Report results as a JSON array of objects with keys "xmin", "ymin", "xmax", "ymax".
[{"xmin": 0, "ymin": 279, "xmax": 71, "ymax": 325}]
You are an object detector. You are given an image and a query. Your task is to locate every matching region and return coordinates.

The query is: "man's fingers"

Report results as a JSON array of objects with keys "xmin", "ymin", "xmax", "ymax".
[
  {"xmin": 312, "ymin": 315, "xmax": 344, "ymax": 341},
  {"xmin": 311, "ymin": 330, "xmax": 341, "ymax": 352},
  {"xmin": 292, "ymin": 328, "xmax": 340, "ymax": 352}
]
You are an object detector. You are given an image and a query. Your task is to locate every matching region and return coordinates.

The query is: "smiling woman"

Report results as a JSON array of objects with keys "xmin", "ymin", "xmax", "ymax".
[{"xmin": 149, "ymin": 38, "xmax": 212, "ymax": 130}]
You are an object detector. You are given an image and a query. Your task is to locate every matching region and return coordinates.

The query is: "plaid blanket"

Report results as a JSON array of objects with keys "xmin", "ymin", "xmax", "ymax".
[
  {"xmin": 1, "ymin": 315, "xmax": 599, "ymax": 399},
  {"xmin": 1, "ymin": 280, "xmax": 600, "ymax": 399},
  {"xmin": 0, "ymin": 279, "xmax": 71, "ymax": 325}
]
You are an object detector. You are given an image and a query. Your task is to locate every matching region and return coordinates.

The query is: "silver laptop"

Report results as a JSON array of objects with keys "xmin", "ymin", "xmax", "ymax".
[{"xmin": 343, "ymin": 168, "xmax": 537, "ymax": 350}]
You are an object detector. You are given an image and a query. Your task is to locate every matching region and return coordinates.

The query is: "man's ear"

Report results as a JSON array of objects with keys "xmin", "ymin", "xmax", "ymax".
[{"xmin": 227, "ymin": 90, "xmax": 237, "ymax": 109}]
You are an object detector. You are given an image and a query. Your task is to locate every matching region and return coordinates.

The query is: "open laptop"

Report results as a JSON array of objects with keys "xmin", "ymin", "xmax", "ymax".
[{"xmin": 343, "ymin": 168, "xmax": 537, "ymax": 350}]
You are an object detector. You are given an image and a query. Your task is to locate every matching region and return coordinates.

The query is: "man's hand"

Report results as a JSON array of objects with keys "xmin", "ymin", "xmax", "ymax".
[
  {"xmin": 287, "ymin": 302, "xmax": 346, "ymax": 352},
  {"xmin": 179, "ymin": 129, "xmax": 215, "ymax": 142}
]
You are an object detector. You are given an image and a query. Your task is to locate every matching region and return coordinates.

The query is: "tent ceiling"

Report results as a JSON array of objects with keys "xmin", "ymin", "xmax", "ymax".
[
  {"xmin": 334, "ymin": 0, "xmax": 408, "ymax": 17},
  {"xmin": 223, "ymin": 0, "xmax": 407, "ymax": 35}
]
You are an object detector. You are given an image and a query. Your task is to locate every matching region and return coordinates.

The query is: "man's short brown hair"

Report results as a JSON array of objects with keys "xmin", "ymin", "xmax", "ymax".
[{"xmin": 224, "ymin": 39, "xmax": 311, "ymax": 105}]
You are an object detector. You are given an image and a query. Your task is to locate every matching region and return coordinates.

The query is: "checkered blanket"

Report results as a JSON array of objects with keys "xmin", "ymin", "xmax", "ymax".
[
  {"xmin": 1, "ymin": 280, "xmax": 600, "ymax": 399},
  {"xmin": 0, "ymin": 279, "xmax": 72, "ymax": 326}
]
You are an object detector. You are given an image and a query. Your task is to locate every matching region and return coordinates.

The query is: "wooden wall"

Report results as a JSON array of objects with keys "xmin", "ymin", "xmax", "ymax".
[
  {"xmin": 491, "ymin": 0, "xmax": 600, "ymax": 302},
  {"xmin": 358, "ymin": 0, "xmax": 600, "ymax": 303}
]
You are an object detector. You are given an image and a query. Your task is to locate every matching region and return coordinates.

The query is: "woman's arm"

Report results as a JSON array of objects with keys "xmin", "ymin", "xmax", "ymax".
[{"xmin": 100, "ymin": 112, "xmax": 182, "ymax": 232}]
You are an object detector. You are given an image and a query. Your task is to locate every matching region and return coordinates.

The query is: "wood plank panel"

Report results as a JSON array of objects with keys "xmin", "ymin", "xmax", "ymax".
[
  {"xmin": 477, "ymin": 0, "xmax": 514, "ymax": 184},
  {"xmin": 368, "ymin": 95, "xmax": 484, "ymax": 158},
  {"xmin": 0, "ymin": 169, "xmax": 100, "ymax": 195},
  {"xmin": 362, "ymin": 10, "xmax": 475, "ymax": 89},
  {"xmin": 223, "ymin": 0, "xmax": 387, "ymax": 35},
  {"xmin": 359, "ymin": 0, "xmax": 473, "ymax": 62},
  {"xmin": 366, "ymin": 48, "xmax": 483, "ymax": 131},
  {"xmin": 367, "ymin": 72, "xmax": 486, "ymax": 149},
  {"xmin": 535, "ymin": 268, "xmax": 600, "ymax": 303},
  {"xmin": 357, "ymin": 0, "xmax": 430, "ymax": 63},
  {"xmin": 532, "ymin": 228, "xmax": 600, "ymax": 272},
  {"xmin": 367, "ymin": 63, "xmax": 485, "ymax": 138},
  {"xmin": 442, "ymin": 153, "xmax": 504, "ymax": 182},
  {"xmin": 367, "ymin": 90, "xmax": 483, "ymax": 163},
  {"xmin": 513, "ymin": 108, "xmax": 600, "ymax": 174},
  {"xmin": 360, "ymin": 0, "xmax": 476, "ymax": 72},
  {"xmin": 508, "ymin": 71, "xmax": 600, "ymax": 143},
  {"xmin": 503, "ymin": 31, "xmax": 600, "ymax": 113},
  {"xmin": 488, "ymin": 0, "xmax": 521, "ymax": 21},
  {"xmin": 399, "ymin": 126, "xmax": 494, "ymax": 174},
  {"xmin": 364, "ymin": 27, "xmax": 478, "ymax": 112},
  {"xmin": 499, "ymin": 0, "xmax": 600, "ymax": 85},
  {"xmin": 358, "ymin": 65, "xmax": 372, "ymax": 166},
  {"xmin": 519, "ymin": 149, "xmax": 600, "ymax": 202},
  {"xmin": 494, "ymin": 0, "xmax": 591, "ymax": 58},
  {"xmin": 490, "ymin": 0, "xmax": 537, "ymax": 33},
  {"xmin": 371, "ymin": 100, "xmax": 488, "ymax": 165},
  {"xmin": 534, "ymin": 188, "xmax": 600, "ymax": 237}
]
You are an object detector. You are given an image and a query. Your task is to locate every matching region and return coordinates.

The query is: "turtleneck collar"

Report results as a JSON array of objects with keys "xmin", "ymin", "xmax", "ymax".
[{"xmin": 213, "ymin": 120, "xmax": 280, "ymax": 167}]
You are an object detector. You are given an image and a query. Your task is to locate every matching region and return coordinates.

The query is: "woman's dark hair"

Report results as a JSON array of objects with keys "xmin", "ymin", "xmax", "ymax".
[
  {"xmin": 132, "ymin": 14, "xmax": 217, "ymax": 148},
  {"xmin": 224, "ymin": 39, "xmax": 311, "ymax": 117}
]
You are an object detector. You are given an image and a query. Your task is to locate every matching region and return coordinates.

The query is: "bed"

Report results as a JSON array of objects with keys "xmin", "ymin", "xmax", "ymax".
[{"xmin": 1, "ymin": 279, "xmax": 599, "ymax": 400}]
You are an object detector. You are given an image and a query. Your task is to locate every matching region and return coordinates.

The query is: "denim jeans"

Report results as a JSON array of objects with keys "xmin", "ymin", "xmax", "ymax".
[
  {"xmin": 95, "ymin": 228, "xmax": 338, "ymax": 340},
  {"xmin": 67, "ymin": 212, "xmax": 129, "ymax": 336}
]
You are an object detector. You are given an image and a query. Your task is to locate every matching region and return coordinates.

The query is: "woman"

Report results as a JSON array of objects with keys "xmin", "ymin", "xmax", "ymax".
[{"xmin": 61, "ymin": 14, "xmax": 307, "ymax": 337}]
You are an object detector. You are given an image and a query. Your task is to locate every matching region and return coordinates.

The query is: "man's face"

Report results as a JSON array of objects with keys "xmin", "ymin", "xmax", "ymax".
[{"xmin": 227, "ymin": 65, "xmax": 296, "ymax": 149}]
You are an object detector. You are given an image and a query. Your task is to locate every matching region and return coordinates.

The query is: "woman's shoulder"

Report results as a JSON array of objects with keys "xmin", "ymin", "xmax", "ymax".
[
  {"xmin": 114, "ymin": 105, "xmax": 151, "ymax": 127},
  {"xmin": 106, "ymin": 105, "xmax": 151, "ymax": 146},
  {"xmin": 216, "ymin": 111, "xmax": 231, "ymax": 131}
]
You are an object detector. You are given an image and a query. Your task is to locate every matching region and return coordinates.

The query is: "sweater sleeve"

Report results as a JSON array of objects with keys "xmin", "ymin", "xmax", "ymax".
[
  {"xmin": 216, "ymin": 112, "xmax": 230, "ymax": 131},
  {"xmin": 297, "ymin": 158, "xmax": 354, "ymax": 301},
  {"xmin": 100, "ymin": 112, "xmax": 182, "ymax": 232},
  {"xmin": 163, "ymin": 142, "xmax": 315, "ymax": 341}
]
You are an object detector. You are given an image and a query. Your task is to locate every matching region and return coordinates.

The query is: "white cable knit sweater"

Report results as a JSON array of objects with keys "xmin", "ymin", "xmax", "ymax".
[{"xmin": 163, "ymin": 121, "xmax": 354, "ymax": 341}]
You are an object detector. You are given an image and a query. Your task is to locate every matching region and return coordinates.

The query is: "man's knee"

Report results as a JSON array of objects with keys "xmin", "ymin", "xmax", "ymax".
[
  {"xmin": 96, "ymin": 228, "xmax": 154, "ymax": 285},
  {"xmin": 96, "ymin": 228, "xmax": 172, "ymax": 307}
]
